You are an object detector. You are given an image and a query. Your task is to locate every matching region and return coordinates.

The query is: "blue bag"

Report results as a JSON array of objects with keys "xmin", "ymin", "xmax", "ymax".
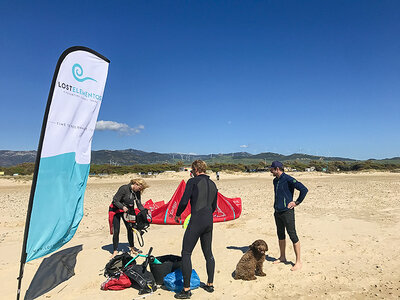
[{"xmin": 163, "ymin": 269, "xmax": 200, "ymax": 292}]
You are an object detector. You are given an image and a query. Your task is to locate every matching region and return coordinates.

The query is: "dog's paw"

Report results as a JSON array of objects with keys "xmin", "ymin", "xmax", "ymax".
[
  {"xmin": 256, "ymin": 272, "xmax": 266, "ymax": 277},
  {"xmin": 239, "ymin": 274, "xmax": 257, "ymax": 281}
]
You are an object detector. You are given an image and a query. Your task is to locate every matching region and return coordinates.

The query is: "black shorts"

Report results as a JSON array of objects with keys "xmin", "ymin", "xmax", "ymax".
[{"xmin": 274, "ymin": 209, "xmax": 299, "ymax": 243}]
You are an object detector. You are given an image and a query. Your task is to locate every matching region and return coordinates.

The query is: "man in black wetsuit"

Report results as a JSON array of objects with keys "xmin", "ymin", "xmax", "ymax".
[{"xmin": 174, "ymin": 160, "xmax": 218, "ymax": 299}]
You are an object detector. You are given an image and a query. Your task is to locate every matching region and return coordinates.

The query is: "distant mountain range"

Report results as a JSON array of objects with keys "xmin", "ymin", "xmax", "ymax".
[
  {"xmin": 2, "ymin": 149, "xmax": 398, "ymax": 167},
  {"xmin": 0, "ymin": 151, "xmax": 37, "ymax": 167},
  {"xmin": 89, "ymin": 149, "xmax": 358, "ymax": 166}
]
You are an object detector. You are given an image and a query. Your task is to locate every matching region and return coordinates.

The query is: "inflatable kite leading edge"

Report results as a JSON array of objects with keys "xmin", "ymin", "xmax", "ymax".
[{"xmin": 142, "ymin": 180, "xmax": 242, "ymax": 225}]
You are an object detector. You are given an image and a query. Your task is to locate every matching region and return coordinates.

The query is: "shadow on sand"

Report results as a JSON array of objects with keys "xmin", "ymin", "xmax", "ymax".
[
  {"xmin": 227, "ymin": 245, "xmax": 287, "ymax": 263},
  {"xmin": 24, "ymin": 245, "xmax": 82, "ymax": 300},
  {"xmin": 101, "ymin": 243, "xmax": 131, "ymax": 254},
  {"xmin": 226, "ymin": 245, "xmax": 249, "ymax": 254}
]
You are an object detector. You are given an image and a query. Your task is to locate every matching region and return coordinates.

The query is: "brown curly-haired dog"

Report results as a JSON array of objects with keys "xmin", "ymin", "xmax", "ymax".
[{"xmin": 234, "ymin": 239, "xmax": 268, "ymax": 280}]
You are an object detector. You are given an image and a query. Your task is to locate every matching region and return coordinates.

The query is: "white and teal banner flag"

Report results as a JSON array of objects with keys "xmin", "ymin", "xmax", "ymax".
[{"xmin": 25, "ymin": 47, "xmax": 109, "ymax": 262}]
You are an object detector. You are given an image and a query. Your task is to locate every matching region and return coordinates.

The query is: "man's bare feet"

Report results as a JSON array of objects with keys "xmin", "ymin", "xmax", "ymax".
[
  {"xmin": 273, "ymin": 258, "xmax": 287, "ymax": 264},
  {"xmin": 290, "ymin": 262, "xmax": 302, "ymax": 271},
  {"xmin": 110, "ymin": 251, "xmax": 118, "ymax": 258}
]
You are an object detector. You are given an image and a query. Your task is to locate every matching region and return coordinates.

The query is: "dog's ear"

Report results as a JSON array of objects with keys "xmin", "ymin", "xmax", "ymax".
[{"xmin": 250, "ymin": 240, "xmax": 257, "ymax": 250}]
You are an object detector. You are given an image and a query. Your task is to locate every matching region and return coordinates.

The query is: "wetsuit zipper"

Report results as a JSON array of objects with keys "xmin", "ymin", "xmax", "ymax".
[
  {"xmin": 276, "ymin": 181, "xmax": 279, "ymax": 198},
  {"xmin": 277, "ymin": 180, "xmax": 286, "ymax": 209},
  {"xmin": 276, "ymin": 179, "xmax": 287, "ymax": 209}
]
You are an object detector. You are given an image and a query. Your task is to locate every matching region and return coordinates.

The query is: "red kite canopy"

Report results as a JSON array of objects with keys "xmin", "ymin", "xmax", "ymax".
[{"xmin": 143, "ymin": 180, "xmax": 242, "ymax": 224}]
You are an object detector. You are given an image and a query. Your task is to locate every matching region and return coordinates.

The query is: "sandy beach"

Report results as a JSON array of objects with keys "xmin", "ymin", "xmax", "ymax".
[{"xmin": 1, "ymin": 171, "xmax": 399, "ymax": 299}]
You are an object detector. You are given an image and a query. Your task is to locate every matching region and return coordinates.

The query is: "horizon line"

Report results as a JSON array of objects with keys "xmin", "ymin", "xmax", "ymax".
[{"xmin": 1, "ymin": 148, "xmax": 399, "ymax": 161}]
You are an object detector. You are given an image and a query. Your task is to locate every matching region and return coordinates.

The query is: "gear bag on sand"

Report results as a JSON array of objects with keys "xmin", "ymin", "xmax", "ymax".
[
  {"xmin": 163, "ymin": 269, "xmax": 200, "ymax": 293},
  {"xmin": 104, "ymin": 252, "xmax": 135, "ymax": 278},
  {"xmin": 101, "ymin": 273, "xmax": 132, "ymax": 291},
  {"xmin": 101, "ymin": 247, "xmax": 157, "ymax": 294}
]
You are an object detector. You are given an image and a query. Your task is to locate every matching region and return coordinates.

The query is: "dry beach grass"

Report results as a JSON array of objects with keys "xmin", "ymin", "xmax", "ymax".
[{"xmin": 0, "ymin": 171, "xmax": 399, "ymax": 299}]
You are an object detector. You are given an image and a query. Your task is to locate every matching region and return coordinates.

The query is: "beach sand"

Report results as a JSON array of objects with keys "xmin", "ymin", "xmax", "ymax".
[{"xmin": 0, "ymin": 171, "xmax": 399, "ymax": 299}]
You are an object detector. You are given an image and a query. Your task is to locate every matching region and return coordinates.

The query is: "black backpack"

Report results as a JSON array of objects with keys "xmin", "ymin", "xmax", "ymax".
[
  {"xmin": 124, "ymin": 247, "xmax": 157, "ymax": 294},
  {"xmin": 134, "ymin": 208, "xmax": 151, "ymax": 232},
  {"xmin": 124, "ymin": 264, "xmax": 157, "ymax": 294},
  {"xmin": 104, "ymin": 252, "xmax": 135, "ymax": 278},
  {"xmin": 103, "ymin": 248, "xmax": 157, "ymax": 294},
  {"xmin": 125, "ymin": 208, "xmax": 152, "ymax": 247}
]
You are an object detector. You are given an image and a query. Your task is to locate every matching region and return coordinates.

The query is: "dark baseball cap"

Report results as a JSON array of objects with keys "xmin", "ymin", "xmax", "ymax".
[{"xmin": 269, "ymin": 161, "xmax": 283, "ymax": 168}]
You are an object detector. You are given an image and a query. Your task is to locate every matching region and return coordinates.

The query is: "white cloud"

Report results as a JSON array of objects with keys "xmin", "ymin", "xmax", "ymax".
[
  {"xmin": 96, "ymin": 120, "xmax": 144, "ymax": 135},
  {"xmin": 240, "ymin": 145, "xmax": 249, "ymax": 148}
]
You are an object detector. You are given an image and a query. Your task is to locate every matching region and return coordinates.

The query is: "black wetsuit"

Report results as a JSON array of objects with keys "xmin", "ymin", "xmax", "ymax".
[
  {"xmin": 111, "ymin": 184, "xmax": 144, "ymax": 251},
  {"xmin": 176, "ymin": 174, "xmax": 218, "ymax": 288}
]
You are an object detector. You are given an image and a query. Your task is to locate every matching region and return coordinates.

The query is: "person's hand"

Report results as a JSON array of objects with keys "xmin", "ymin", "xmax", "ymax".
[
  {"xmin": 287, "ymin": 201, "xmax": 297, "ymax": 209},
  {"xmin": 123, "ymin": 206, "xmax": 129, "ymax": 212},
  {"xmin": 174, "ymin": 215, "xmax": 180, "ymax": 223}
]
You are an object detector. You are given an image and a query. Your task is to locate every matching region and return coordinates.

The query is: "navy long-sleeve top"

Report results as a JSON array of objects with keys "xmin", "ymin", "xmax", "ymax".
[{"xmin": 273, "ymin": 173, "xmax": 308, "ymax": 212}]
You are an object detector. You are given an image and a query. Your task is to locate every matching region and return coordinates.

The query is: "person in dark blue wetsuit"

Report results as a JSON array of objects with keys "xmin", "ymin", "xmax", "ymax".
[
  {"xmin": 174, "ymin": 160, "xmax": 218, "ymax": 299},
  {"xmin": 269, "ymin": 161, "xmax": 308, "ymax": 271}
]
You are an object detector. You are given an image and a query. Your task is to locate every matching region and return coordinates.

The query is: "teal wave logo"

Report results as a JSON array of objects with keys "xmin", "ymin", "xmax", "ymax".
[{"xmin": 72, "ymin": 63, "xmax": 97, "ymax": 82}]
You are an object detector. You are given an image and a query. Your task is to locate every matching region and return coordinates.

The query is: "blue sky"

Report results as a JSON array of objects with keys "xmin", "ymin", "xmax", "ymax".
[{"xmin": 0, "ymin": 0, "xmax": 399, "ymax": 160}]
